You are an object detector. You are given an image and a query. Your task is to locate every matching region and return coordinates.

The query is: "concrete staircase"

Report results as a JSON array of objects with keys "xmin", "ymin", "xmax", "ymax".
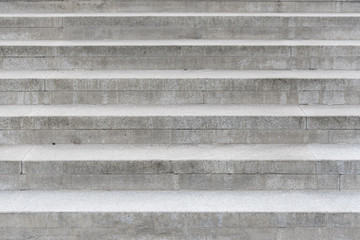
[{"xmin": 0, "ymin": 0, "xmax": 360, "ymax": 239}]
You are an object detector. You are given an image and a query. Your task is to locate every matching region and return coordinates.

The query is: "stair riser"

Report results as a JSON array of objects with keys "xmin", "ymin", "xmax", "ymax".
[
  {"xmin": 2, "ymin": 160, "xmax": 359, "ymax": 190},
  {"xmin": 2, "ymin": 1, "xmax": 360, "ymax": 13},
  {"xmin": 1, "ymin": 78, "xmax": 360, "ymax": 105},
  {"xmin": 0, "ymin": 129, "xmax": 359, "ymax": 144},
  {"xmin": 1, "ymin": 116, "xmax": 359, "ymax": 130},
  {"xmin": 3, "ymin": 173, "xmax": 343, "ymax": 191},
  {"xmin": 2, "ymin": 16, "xmax": 360, "ymax": 40},
  {"xmin": 2, "ymin": 90, "xmax": 360, "ymax": 105},
  {"xmin": 1, "ymin": 212, "xmax": 359, "ymax": 240},
  {"xmin": 2, "ymin": 45, "xmax": 360, "ymax": 70}
]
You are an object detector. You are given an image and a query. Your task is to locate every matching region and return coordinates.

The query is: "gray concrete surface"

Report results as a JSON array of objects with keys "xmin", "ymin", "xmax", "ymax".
[
  {"xmin": 2, "ymin": 13, "xmax": 360, "ymax": 40},
  {"xmin": 0, "ymin": 144, "xmax": 359, "ymax": 190},
  {"xmin": 1, "ymin": 70, "xmax": 360, "ymax": 105},
  {"xmin": 2, "ymin": 190, "xmax": 360, "ymax": 238},
  {"xmin": 1, "ymin": 0, "xmax": 360, "ymax": 238},
  {"xmin": 2, "ymin": 0, "xmax": 360, "ymax": 14},
  {"xmin": 1, "ymin": 40, "xmax": 360, "ymax": 70},
  {"xmin": 1, "ymin": 190, "xmax": 360, "ymax": 212}
]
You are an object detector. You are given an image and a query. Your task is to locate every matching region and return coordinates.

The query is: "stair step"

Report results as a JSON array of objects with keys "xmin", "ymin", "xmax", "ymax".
[
  {"xmin": 1, "ymin": 40, "xmax": 360, "ymax": 70},
  {"xmin": 1, "ymin": 190, "xmax": 360, "ymax": 239},
  {"xmin": 1, "ymin": 144, "xmax": 360, "ymax": 190},
  {"xmin": 2, "ymin": 0, "xmax": 360, "ymax": 13},
  {"xmin": 0, "ymin": 104, "xmax": 359, "ymax": 144},
  {"xmin": 2, "ymin": 0, "xmax": 360, "ymax": 237},
  {"xmin": 2, "ymin": 13, "xmax": 360, "ymax": 40},
  {"xmin": 1, "ymin": 70, "xmax": 360, "ymax": 105}
]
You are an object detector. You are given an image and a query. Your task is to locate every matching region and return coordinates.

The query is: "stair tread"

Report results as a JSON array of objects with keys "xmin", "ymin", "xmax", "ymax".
[
  {"xmin": 1, "ymin": 39, "xmax": 360, "ymax": 46},
  {"xmin": 1, "ymin": 144, "xmax": 359, "ymax": 162},
  {"xmin": 2, "ymin": 12, "xmax": 360, "ymax": 17},
  {"xmin": 0, "ymin": 104, "xmax": 359, "ymax": 117},
  {"xmin": 1, "ymin": 190, "xmax": 360, "ymax": 213},
  {"xmin": 2, "ymin": 70, "xmax": 360, "ymax": 79}
]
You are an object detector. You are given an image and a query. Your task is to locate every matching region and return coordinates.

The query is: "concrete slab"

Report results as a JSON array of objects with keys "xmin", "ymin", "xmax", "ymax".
[
  {"xmin": 1, "ymin": 104, "xmax": 359, "ymax": 118},
  {"xmin": 24, "ymin": 144, "xmax": 315, "ymax": 161},
  {"xmin": 301, "ymin": 105, "xmax": 360, "ymax": 116},
  {"xmin": 0, "ymin": 145, "xmax": 32, "ymax": 161},
  {"xmin": 2, "ymin": 70, "xmax": 360, "ymax": 80},
  {"xmin": 2, "ymin": 13, "xmax": 360, "ymax": 17},
  {"xmin": 0, "ymin": 104, "xmax": 305, "ymax": 117},
  {"xmin": 46, "ymin": 70, "xmax": 360, "ymax": 79},
  {"xmin": 1, "ymin": 190, "xmax": 360, "ymax": 213},
  {"xmin": 309, "ymin": 144, "xmax": 360, "ymax": 160},
  {"xmin": 0, "ymin": 105, "xmax": 43, "ymax": 116},
  {"xmin": 1, "ymin": 39, "xmax": 360, "ymax": 46}
]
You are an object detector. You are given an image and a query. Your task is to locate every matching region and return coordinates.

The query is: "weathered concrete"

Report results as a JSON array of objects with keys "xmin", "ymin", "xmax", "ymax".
[
  {"xmin": 2, "ymin": 0, "xmax": 360, "ymax": 13},
  {"xmin": 1, "ymin": 70, "xmax": 360, "ymax": 105},
  {"xmin": 0, "ymin": 105, "xmax": 358, "ymax": 144},
  {"xmin": 0, "ymin": 129, "xmax": 336, "ymax": 144},
  {"xmin": 1, "ymin": 40, "xmax": 360, "ymax": 70},
  {"xmin": 2, "ymin": 13, "xmax": 360, "ymax": 40},
  {"xmin": 0, "ymin": 144, "xmax": 359, "ymax": 190},
  {"xmin": 1, "ymin": 190, "xmax": 360, "ymax": 239},
  {"xmin": 1, "ymin": 0, "xmax": 360, "ymax": 237}
]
